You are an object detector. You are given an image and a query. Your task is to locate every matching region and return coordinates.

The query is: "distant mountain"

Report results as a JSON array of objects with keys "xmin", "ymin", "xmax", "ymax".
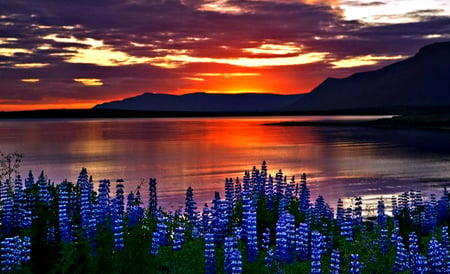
[
  {"xmin": 289, "ymin": 41, "xmax": 450, "ymax": 111},
  {"xmin": 94, "ymin": 92, "xmax": 304, "ymax": 112}
]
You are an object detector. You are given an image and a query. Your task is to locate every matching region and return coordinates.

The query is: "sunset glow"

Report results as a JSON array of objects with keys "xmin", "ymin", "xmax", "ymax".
[
  {"xmin": 1, "ymin": 0, "xmax": 449, "ymax": 110},
  {"xmin": 73, "ymin": 78, "xmax": 104, "ymax": 86},
  {"xmin": 331, "ymin": 55, "xmax": 406, "ymax": 68},
  {"xmin": 20, "ymin": 78, "xmax": 40, "ymax": 83}
]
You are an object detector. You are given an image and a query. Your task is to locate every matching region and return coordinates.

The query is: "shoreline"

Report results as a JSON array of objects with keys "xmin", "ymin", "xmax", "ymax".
[
  {"xmin": 1, "ymin": 109, "xmax": 450, "ymax": 131},
  {"xmin": 264, "ymin": 113, "xmax": 450, "ymax": 131}
]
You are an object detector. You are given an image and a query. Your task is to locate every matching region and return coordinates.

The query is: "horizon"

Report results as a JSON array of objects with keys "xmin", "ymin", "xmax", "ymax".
[{"xmin": 1, "ymin": 0, "xmax": 450, "ymax": 111}]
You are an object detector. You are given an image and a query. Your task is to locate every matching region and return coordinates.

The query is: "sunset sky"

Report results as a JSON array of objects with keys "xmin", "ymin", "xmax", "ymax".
[{"xmin": 1, "ymin": 0, "xmax": 450, "ymax": 111}]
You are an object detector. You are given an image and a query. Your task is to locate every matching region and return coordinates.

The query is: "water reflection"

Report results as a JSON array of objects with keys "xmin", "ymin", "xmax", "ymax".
[{"xmin": 0, "ymin": 116, "xmax": 449, "ymax": 211}]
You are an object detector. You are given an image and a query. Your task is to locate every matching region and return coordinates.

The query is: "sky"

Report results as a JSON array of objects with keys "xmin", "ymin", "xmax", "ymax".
[{"xmin": 1, "ymin": 0, "xmax": 450, "ymax": 111}]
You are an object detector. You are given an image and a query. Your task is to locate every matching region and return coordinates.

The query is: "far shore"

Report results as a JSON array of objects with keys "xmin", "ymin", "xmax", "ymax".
[
  {"xmin": 1, "ymin": 108, "xmax": 450, "ymax": 131},
  {"xmin": 265, "ymin": 113, "xmax": 450, "ymax": 131}
]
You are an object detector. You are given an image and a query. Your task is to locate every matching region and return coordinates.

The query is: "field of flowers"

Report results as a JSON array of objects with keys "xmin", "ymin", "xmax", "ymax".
[{"xmin": 0, "ymin": 161, "xmax": 449, "ymax": 273}]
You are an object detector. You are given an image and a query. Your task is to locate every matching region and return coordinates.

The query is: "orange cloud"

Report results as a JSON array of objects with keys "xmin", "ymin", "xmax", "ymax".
[{"xmin": 73, "ymin": 78, "xmax": 104, "ymax": 86}]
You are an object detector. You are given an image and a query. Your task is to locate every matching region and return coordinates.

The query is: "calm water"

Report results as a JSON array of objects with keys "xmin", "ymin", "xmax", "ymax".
[{"xmin": 1, "ymin": 116, "xmax": 450, "ymax": 212}]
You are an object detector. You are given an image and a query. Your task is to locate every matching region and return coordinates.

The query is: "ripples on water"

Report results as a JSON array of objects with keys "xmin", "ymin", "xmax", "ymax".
[{"xmin": 1, "ymin": 116, "xmax": 449, "ymax": 212}]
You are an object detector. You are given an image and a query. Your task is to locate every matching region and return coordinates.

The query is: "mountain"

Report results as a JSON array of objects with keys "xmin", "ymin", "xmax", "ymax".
[
  {"xmin": 289, "ymin": 41, "xmax": 450, "ymax": 111},
  {"xmin": 94, "ymin": 92, "xmax": 304, "ymax": 112}
]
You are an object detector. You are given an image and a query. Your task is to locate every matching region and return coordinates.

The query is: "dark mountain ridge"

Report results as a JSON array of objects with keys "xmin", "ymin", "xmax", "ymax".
[
  {"xmin": 289, "ymin": 41, "xmax": 450, "ymax": 111},
  {"xmin": 94, "ymin": 92, "xmax": 304, "ymax": 112}
]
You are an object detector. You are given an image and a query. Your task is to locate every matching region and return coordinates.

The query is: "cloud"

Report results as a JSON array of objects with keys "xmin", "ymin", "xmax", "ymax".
[
  {"xmin": 73, "ymin": 78, "xmax": 103, "ymax": 86},
  {"xmin": 330, "ymin": 54, "xmax": 405, "ymax": 68},
  {"xmin": 342, "ymin": 1, "xmax": 385, "ymax": 7}
]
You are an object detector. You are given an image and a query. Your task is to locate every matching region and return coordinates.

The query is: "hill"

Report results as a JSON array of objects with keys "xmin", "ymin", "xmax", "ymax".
[
  {"xmin": 289, "ymin": 41, "xmax": 450, "ymax": 111},
  {"xmin": 94, "ymin": 92, "xmax": 304, "ymax": 112}
]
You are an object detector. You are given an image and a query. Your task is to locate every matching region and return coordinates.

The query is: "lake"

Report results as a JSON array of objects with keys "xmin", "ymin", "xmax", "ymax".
[{"xmin": 1, "ymin": 116, "xmax": 449, "ymax": 213}]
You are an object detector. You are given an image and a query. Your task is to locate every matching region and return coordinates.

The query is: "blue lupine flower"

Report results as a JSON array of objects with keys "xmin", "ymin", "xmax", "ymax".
[
  {"xmin": 126, "ymin": 191, "xmax": 135, "ymax": 212},
  {"xmin": 1, "ymin": 236, "xmax": 27, "ymax": 272},
  {"xmin": 204, "ymin": 232, "xmax": 216, "ymax": 274},
  {"xmin": 262, "ymin": 228, "xmax": 271, "ymax": 251},
  {"xmin": 275, "ymin": 169, "xmax": 285, "ymax": 201},
  {"xmin": 47, "ymin": 226, "xmax": 55, "ymax": 244},
  {"xmin": 58, "ymin": 182, "xmax": 71, "ymax": 243},
  {"xmin": 79, "ymin": 169, "xmax": 92, "ymax": 237},
  {"xmin": 97, "ymin": 179, "xmax": 111, "ymax": 227},
  {"xmin": 391, "ymin": 196, "xmax": 398, "ymax": 216},
  {"xmin": 224, "ymin": 236, "xmax": 237, "ymax": 273},
  {"xmin": 232, "ymin": 226, "xmax": 243, "ymax": 241},
  {"xmin": 243, "ymin": 171, "xmax": 250, "ymax": 193},
  {"xmin": 88, "ymin": 214, "xmax": 97, "ymax": 252},
  {"xmin": 329, "ymin": 249, "xmax": 340, "ymax": 274},
  {"xmin": 234, "ymin": 177, "xmax": 242, "ymax": 199},
  {"xmin": 441, "ymin": 226, "xmax": 449, "ymax": 251},
  {"xmin": 24, "ymin": 170, "xmax": 34, "ymax": 190},
  {"xmin": 341, "ymin": 221, "xmax": 353, "ymax": 242},
  {"xmin": 230, "ymin": 249, "xmax": 242, "ymax": 274},
  {"xmin": 412, "ymin": 254, "xmax": 428, "ymax": 274},
  {"xmin": 413, "ymin": 190, "xmax": 424, "ymax": 208},
  {"xmin": 408, "ymin": 232, "xmax": 419, "ymax": 256},
  {"xmin": 380, "ymin": 228, "xmax": 389, "ymax": 254},
  {"xmin": 150, "ymin": 231, "xmax": 161, "ymax": 256},
  {"xmin": 21, "ymin": 236, "xmax": 31, "ymax": 265},
  {"xmin": 185, "ymin": 186, "xmax": 198, "ymax": 224},
  {"xmin": 391, "ymin": 220, "xmax": 399, "ymax": 245},
  {"xmin": 115, "ymin": 179, "xmax": 125, "ymax": 215},
  {"xmin": 173, "ymin": 226, "xmax": 185, "ymax": 251},
  {"xmin": 156, "ymin": 212, "xmax": 169, "ymax": 247},
  {"xmin": 377, "ymin": 199, "xmax": 386, "ymax": 229},
  {"xmin": 350, "ymin": 253, "xmax": 362, "ymax": 274},
  {"xmin": 398, "ymin": 192, "xmax": 410, "ymax": 217},
  {"xmin": 428, "ymin": 237, "xmax": 446, "ymax": 273},
  {"xmin": 37, "ymin": 171, "xmax": 50, "ymax": 204},
  {"xmin": 2, "ymin": 194, "xmax": 13, "ymax": 236},
  {"xmin": 296, "ymin": 222, "xmax": 309, "ymax": 261},
  {"xmin": 266, "ymin": 176, "xmax": 274, "ymax": 212},
  {"xmin": 265, "ymin": 248, "xmax": 275, "ymax": 269},
  {"xmin": 225, "ymin": 178, "xmax": 234, "ymax": 208},
  {"xmin": 277, "ymin": 192, "xmax": 288, "ymax": 215},
  {"xmin": 422, "ymin": 195, "xmax": 438, "ymax": 232},
  {"xmin": 314, "ymin": 195, "xmax": 326, "ymax": 226},
  {"xmin": 437, "ymin": 188, "xmax": 449, "ymax": 222},
  {"xmin": 201, "ymin": 203, "xmax": 211, "ymax": 234},
  {"xmin": 310, "ymin": 230, "xmax": 323, "ymax": 274},
  {"xmin": 409, "ymin": 232, "xmax": 427, "ymax": 274},
  {"xmin": 13, "ymin": 175, "xmax": 26, "ymax": 230},
  {"xmin": 245, "ymin": 205, "xmax": 258, "ymax": 263},
  {"xmin": 285, "ymin": 213, "xmax": 296, "ymax": 263},
  {"xmin": 353, "ymin": 196, "xmax": 363, "ymax": 226},
  {"xmin": 393, "ymin": 236, "xmax": 408, "ymax": 272},
  {"xmin": 127, "ymin": 191, "xmax": 140, "ymax": 228},
  {"xmin": 210, "ymin": 194, "xmax": 226, "ymax": 243},
  {"xmin": 275, "ymin": 214, "xmax": 288, "ymax": 264},
  {"xmin": 112, "ymin": 201, "xmax": 124, "ymax": 251},
  {"xmin": 299, "ymin": 173, "xmax": 310, "ymax": 214}
]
